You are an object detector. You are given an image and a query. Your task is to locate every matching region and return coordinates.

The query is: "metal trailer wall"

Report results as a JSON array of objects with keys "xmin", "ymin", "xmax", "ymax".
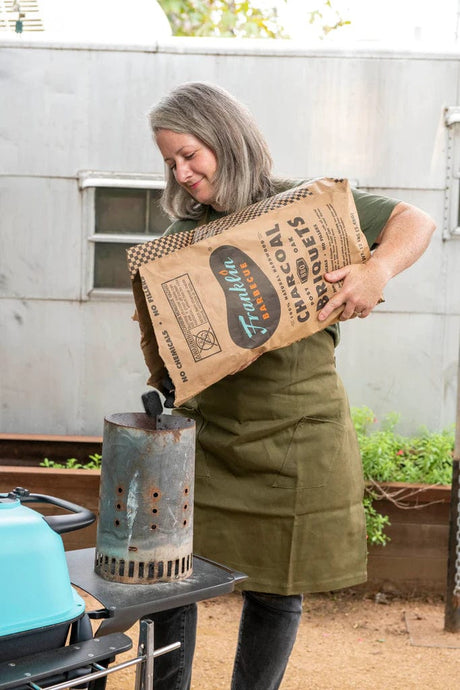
[{"xmin": 0, "ymin": 37, "xmax": 459, "ymax": 436}]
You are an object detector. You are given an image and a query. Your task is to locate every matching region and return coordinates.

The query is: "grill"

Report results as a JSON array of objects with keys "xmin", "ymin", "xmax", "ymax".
[{"xmin": 0, "ymin": 488, "xmax": 95, "ymax": 664}]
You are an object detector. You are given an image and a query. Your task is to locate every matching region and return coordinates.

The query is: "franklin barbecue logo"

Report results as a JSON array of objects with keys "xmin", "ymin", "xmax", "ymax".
[{"xmin": 210, "ymin": 245, "xmax": 281, "ymax": 349}]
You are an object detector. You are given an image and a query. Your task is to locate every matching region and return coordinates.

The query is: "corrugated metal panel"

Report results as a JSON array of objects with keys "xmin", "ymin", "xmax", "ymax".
[
  {"xmin": 0, "ymin": 177, "xmax": 82, "ymax": 300},
  {"xmin": 0, "ymin": 45, "xmax": 455, "ymax": 191},
  {"xmin": 0, "ymin": 41, "xmax": 458, "ymax": 435},
  {"xmin": 0, "ymin": 298, "xmax": 146, "ymax": 435},
  {"xmin": 336, "ymin": 312, "xmax": 458, "ymax": 434}
]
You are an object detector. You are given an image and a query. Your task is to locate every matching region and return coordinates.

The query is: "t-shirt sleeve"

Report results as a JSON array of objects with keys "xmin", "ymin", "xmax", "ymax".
[{"xmin": 352, "ymin": 188, "xmax": 399, "ymax": 248}]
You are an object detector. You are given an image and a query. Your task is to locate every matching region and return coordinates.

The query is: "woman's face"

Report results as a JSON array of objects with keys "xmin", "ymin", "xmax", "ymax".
[{"xmin": 156, "ymin": 129, "xmax": 222, "ymax": 210}]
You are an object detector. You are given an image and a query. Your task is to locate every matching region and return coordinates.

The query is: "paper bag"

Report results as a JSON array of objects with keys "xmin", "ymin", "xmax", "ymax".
[{"xmin": 127, "ymin": 178, "xmax": 369, "ymax": 406}]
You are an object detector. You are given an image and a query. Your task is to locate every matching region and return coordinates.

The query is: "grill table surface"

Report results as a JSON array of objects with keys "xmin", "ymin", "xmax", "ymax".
[{"xmin": 66, "ymin": 548, "xmax": 246, "ymax": 635}]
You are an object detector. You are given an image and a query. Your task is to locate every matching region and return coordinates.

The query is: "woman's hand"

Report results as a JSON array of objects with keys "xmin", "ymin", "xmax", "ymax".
[
  {"xmin": 317, "ymin": 201, "xmax": 436, "ymax": 323},
  {"xmin": 318, "ymin": 259, "xmax": 389, "ymax": 321}
]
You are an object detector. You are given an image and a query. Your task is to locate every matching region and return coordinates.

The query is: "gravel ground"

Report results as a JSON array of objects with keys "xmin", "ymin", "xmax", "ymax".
[{"xmin": 76, "ymin": 589, "xmax": 460, "ymax": 689}]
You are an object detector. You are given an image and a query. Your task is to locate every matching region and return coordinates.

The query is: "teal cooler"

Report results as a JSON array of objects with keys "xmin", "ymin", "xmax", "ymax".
[{"xmin": 0, "ymin": 489, "xmax": 95, "ymax": 662}]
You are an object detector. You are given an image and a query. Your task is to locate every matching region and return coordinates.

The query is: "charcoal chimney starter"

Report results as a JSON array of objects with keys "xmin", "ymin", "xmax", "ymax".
[{"xmin": 95, "ymin": 412, "xmax": 195, "ymax": 584}]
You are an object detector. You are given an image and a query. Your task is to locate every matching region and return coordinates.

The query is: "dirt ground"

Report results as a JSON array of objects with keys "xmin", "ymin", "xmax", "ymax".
[{"xmin": 79, "ymin": 588, "xmax": 460, "ymax": 689}]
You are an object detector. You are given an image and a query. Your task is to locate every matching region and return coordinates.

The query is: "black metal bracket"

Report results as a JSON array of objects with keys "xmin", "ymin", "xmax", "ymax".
[
  {"xmin": 0, "ymin": 632, "xmax": 132, "ymax": 689},
  {"xmin": 0, "ymin": 623, "xmax": 180, "ymax": 690}
]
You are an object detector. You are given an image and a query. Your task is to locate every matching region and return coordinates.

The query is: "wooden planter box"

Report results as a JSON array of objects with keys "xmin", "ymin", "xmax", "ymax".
[
  {"xmin": 0, "ymin": 433, "xmax": 102, "ymax": 467},
  {"xmin": 0, "ymin": 435, "xmax": 454, "ymax": 594},
  {"xmin": 0, "ymin": 465, "xmax": 101, "ymax": 551},
  {"xmin": 365, "ymin": 481, "xmax": 452, "ymax": 595}
]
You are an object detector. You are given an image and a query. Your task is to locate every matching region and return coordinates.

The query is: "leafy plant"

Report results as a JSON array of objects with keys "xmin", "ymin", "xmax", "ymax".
[
  {"xmin": 157, "ymin": 0, "xmax": 287, "ymax": 38},
  {"xmin": 157, "ymin": 0, "xmax": 349, "ymax": 39},
  {"xmin": 352, "ymin": 406, "xmax": 455, "ymax": 547},
  {"xmin": 307, "ymin": 0, "xmax": 351, "ymax": 38},
  {"xmin": 40, "ymin": 453, "xmax": 102, "ymax": 470},
  {"xmin": 354, "ymin": 406, "xmax": 454, "ymax": 486},
  {"xmin": 363, "ymin": 493, "xmax": 390, "ymax": 546}
]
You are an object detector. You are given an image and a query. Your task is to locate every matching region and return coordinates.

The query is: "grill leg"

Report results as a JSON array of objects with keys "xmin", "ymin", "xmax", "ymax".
[
  {"xmin": 135, "ymin": 619, "xmax": 155, "ymax": 690},
  {"xmin": 70, "ymin": 614, "xmax": 93, "ymax": 644}
]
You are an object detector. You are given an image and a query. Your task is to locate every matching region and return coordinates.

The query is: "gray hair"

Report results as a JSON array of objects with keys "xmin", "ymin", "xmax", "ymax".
[{"xmin": 149, "ymin": 82, "xmax": 275, "ymax": 219}]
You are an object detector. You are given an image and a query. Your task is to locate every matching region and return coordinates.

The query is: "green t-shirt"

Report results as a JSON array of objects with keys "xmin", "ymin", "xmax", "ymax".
[{"xmin": 351, "ymin": 188, "xmax": 398, "ymax": 247}]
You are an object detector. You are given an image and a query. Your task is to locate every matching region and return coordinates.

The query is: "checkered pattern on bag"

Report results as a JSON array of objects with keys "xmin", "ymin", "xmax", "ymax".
[
  {"xmin": 126, "ymin": 231, "xmax": 194, "ymax": 279},
  {"xmin": 193, "ymin": 183, "xmax": 317, "ymax": 242},
  {"xmin": 126, "ymin": 182, "xmax": 321, "ymax": 279}
]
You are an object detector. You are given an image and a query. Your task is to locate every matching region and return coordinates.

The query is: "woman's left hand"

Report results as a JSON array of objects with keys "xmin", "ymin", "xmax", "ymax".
[
  {"xmin": 317, "ymin": 259, "xmax": 388, "ymax": 322},
  {"xmin": 317, "ymin": 201, "xmax": 436, "ymax": 323}
]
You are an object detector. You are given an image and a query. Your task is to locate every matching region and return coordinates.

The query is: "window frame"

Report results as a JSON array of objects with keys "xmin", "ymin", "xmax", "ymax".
[{"xmin": 79, "ymin": 171, "xmax": 166, "ymax": 300}]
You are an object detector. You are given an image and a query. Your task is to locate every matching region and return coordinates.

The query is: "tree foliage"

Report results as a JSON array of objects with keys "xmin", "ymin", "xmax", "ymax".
[
  {"xmin": 157, "ymin": 1, "xmax": 350, "ymax": 39},
  {"xmin": 307, "ymin": 0, "xmax": 350, "ymax": 38},
  {"xmin": 157, "ymin": 0, "xmax": 287, "ymax": 38}
]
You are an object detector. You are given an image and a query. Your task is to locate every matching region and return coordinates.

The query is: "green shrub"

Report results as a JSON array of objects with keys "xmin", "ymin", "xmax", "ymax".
[
  {"xmin": 40, "ymin": 453, "xmax": 102, "ymax": 470},
  {"xmin": 352, "ymin": 406, "xmax": 455, "ymax": 547}
]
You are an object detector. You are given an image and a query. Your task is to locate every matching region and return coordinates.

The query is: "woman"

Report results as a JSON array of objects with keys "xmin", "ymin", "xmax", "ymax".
[{"xmin": 146, "ymin": 82, "xmax": 435, "ymax": 690}]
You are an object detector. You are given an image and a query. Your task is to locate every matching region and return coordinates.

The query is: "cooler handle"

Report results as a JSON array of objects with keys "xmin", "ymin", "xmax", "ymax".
[{"xmin": 6, "ymin": 487, "xmax": 96, "ymax": 534}]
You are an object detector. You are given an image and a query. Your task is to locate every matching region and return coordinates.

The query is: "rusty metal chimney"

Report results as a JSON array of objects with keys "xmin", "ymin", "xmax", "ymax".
[{"xmin": 94, "ymin": 413, "xmax": 195, "ymax": 584}]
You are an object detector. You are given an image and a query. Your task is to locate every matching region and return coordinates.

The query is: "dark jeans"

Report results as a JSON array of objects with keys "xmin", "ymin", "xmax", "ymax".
[
  {"xmin": 149, "ymin": 591, "xmax": 303, "ymax": 690},
  {"xmin": 149, "ymin": 603, "xmax": 197, "ymax": 690}
]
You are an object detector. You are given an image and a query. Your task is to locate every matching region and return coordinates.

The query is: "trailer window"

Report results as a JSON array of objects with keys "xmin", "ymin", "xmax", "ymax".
[
  {"xmin": 79, "ymin": 174, "xmax": 168, "ymax": 294},
  {"xmin": 92, "ymin": 187, "xmax": 169, "ymax": 289}
]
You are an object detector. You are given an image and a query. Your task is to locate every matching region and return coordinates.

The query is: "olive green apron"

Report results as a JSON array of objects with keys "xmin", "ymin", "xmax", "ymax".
[
  {"xmin": 162, "ymin": 184, "xmax": 398, "ymax": 594},
  {"xmin": 175, "ymin": 329, "xmax": 367, "ymax": 595}
]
